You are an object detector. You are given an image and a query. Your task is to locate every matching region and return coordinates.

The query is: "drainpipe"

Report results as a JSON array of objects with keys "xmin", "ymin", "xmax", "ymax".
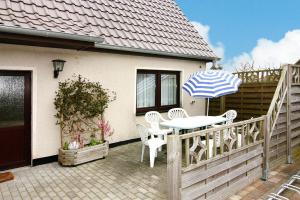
[
  {"xmin": 0, "ymin": 25, "xmax": 104, "ymax": 44},
  {"xmin": 210, "ymin": 60, "xmax": 218, "ymax": 70}
]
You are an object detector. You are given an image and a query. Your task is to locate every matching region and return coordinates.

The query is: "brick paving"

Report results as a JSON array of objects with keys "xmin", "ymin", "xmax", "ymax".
[
  {"xmin": 0, "ymin": 142, "xmax": 167, "ymax": 200},
  {"xmin": 1, "ymin": 142, "xmax": 299, "ymax": 200}
]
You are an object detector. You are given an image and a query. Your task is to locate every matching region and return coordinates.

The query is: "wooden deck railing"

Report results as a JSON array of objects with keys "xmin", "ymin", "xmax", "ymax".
[
  {"xmin": 180, "ymin": 116, "xmax": 265, "ymax": 168},
  {"xmin": 267, "ymin": 65, "xmax": 288, "ymax": 137},
  {"xmin": 292, "ymin": 65, "xmax": 300, "ymax": 84},
  {"xmin": 168, "ymin": 116, "xmax": 266, "ymax": 200}
]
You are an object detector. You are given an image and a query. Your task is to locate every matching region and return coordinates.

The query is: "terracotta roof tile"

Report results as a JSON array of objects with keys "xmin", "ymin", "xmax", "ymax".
[{"xmin": 0, "ymin": 0, "xmax": 217, "ymax": 59}]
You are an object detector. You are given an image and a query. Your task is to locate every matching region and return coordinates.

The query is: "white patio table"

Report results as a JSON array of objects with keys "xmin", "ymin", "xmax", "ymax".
[{"xmin": 160, "ymin": 116, "xmax": 227, "ymax": 134}]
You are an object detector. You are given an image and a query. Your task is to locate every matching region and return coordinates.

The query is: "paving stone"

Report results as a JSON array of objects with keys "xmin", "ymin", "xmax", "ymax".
[
  {"xmin": 270, "ymin": 171, "xmax": 279, "ymax": 176},
  {"xmin": 269, "ymin": 177, "xmax": 281, "ymax": 184},
  {"xmin": 228, "ymin": 195, "xmax": 242, "ymax": 200},
  {"xmin": 0, "ymin": 142, "xmax": 166, "ymax": 200}
]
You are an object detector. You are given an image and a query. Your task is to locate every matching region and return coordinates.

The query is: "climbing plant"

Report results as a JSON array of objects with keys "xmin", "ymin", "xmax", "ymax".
[{"xmin": 54, "ymin": 75, "xmax": 116, "ymax": 148}]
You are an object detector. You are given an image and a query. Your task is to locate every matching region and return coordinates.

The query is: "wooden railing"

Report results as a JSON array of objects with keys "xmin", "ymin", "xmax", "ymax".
[
  {"xmin": 180, "ymin": 116, "xmax": 265, "ymax": 168},
  {"xmin": 234, "ymin": 69, "xmax": 282, "ymax": 83},
  {"xmin": 168, "ymin": 116, "xmax": 266, "ymax": 200},
  {"xmin": 267, "ymin": 65, "xmax": 288, "ymax": 137},
  {"xmin": 292, "ymin": 65, "xmax": 300, "ymax": 84}
]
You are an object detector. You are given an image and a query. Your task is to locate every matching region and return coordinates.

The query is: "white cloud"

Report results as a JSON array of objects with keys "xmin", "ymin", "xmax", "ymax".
[
  {"xmin": 191, "ymin": 22, "xmax": 300, "ymax": 72},
  {"xmin": 225, "ymin": 30, "xmax": 300, "ymax": 71},
  {"xmin": 191, "ymin": 21, "xmax": 225, "ymax": 59}
]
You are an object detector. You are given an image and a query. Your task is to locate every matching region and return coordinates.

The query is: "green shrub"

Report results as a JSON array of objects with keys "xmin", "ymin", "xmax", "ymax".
[{"xmin": 54, "ymin": 75, "xmax": 116, "ymax": 148}]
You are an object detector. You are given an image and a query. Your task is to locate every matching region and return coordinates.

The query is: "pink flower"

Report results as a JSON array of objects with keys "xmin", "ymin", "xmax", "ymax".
[{"xmin": 98, "ymin": 119, "xmax": 114, "ymax": 139}]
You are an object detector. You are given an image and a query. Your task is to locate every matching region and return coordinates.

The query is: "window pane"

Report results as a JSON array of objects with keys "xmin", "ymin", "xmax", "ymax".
[
  {"xmin": 161, "ymin": 74, "xmax": 177, "ymax": 106},
  {"xmin": 0, "ymin": 76, "xmax": 24, "ymax": 128},
  {"xmin": 136, "ymin": 73, "xmax": 156, "ymax": 108}
]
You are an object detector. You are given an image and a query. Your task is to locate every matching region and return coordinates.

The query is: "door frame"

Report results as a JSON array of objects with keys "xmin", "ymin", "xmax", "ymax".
[{"xmin": 0, "ymin": 66, "xmax": 36, "ymax": 167}]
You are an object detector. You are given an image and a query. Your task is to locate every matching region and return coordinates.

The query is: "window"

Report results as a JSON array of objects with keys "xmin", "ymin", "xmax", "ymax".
[{"xmin": 136, "ymin": 70, "xmax": 180, "ymax": 114}]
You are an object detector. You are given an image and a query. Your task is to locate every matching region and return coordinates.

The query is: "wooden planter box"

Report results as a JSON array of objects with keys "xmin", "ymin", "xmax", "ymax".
[{"xmin": 58, "ymin": 141, "xmax": 109, "ymax": 166}]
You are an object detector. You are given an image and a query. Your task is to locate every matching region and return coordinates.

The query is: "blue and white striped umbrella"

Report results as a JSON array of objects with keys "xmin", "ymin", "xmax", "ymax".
[{"xmin": 183, "ymin": 70, "xmax": 242, "ymax": 98}]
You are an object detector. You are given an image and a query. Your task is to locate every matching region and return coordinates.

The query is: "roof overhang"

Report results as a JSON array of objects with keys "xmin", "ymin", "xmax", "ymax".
[
  {"xmin": 0, "ymin": 25, "xmax": 218, "ymax": 62},
  {"xmin": 0, "ymin": 25, "xmax": 104, "ymax": 44}
]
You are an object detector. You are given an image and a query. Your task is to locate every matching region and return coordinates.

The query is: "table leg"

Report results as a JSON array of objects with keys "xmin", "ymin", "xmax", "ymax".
[{"xmin": 158, "ymin": 134, "xmax": 163, "ymax": 151}]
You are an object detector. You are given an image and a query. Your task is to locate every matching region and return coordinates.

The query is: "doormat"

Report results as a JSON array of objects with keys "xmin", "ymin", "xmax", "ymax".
[{"xmin": 0, "ymin": 172, "xmax": 14, "ymax": 183}]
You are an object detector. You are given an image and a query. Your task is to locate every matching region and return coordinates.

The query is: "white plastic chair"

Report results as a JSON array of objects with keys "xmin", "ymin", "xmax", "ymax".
[
  {"xmin": 212, "ymin": 110, "xmax": 238, "ymax": 147},
  {"xmin": 221, "ymin": 110, "xmax": 237, "ymax": 125},
  {"xmin": 136, "ymin": 124, "xmax": 166, "ymax": 168},
  {"xmin": 145, "ymin": 111, "xmax": 173, "ymax": 143},
  {"xmin": 168, "ymin": 108, "xmax": 189, "ymax": 120}
]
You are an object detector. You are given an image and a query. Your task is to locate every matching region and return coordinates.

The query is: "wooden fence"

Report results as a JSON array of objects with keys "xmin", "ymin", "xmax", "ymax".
[
  {"xmin": 209, "ymin": 69, "xmax": 281, "ymax": 121},
  {"xmin": 210, "ymin": 66, "xmax": 300, "ymax": 168},
  {"xmin": 167, "ymin": 65, "xmax": 300, "ymax": 199},
  {"xmin": 290, "ymin": 66, "xmax": 300, "ymax": 158},
  {"xmin": 168, "ymin": 116, "xmax": 266, "ymax": 200},
  {"xmin": 234, "ymin": 69, "xmax": 282, "ymax": 83}
]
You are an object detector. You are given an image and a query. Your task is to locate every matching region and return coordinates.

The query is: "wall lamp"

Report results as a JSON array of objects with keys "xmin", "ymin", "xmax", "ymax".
[{"xmin": 52, "ymin": 59, "xmax": 66, "ymax": 78}]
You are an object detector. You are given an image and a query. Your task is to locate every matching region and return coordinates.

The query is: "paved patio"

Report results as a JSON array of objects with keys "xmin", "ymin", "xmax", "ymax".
[
  {"xmin": 1, "ymin": 142, "xmax": 299, "ymax": 200},
  {"xmin": 0, "ymin": 142, "xmax": 167, "ymax": 200}
]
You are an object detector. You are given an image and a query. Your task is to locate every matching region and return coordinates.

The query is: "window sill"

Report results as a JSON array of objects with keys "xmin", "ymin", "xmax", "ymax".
[{"xmin": 135, "ymin": 106, "xmax": 179, "ymax": 116}]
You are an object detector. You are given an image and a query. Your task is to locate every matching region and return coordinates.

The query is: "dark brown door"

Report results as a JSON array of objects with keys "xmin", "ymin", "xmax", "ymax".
[{"xmin": 0, "ymin": 71, "xmax": 31, "ymax": 170}]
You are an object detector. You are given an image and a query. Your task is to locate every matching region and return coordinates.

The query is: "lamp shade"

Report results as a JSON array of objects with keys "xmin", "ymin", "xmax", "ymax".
[{"xmin": 52, "ymin": 59, "xmax": 65, "ymax": 71}]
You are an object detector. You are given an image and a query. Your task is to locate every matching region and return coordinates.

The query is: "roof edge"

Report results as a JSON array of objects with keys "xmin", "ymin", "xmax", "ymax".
[
  {"xmin": 95, "ymin": 43, "xmax": 218, "ymax": 62},
  {"xmin": 0, "ymin": 25, "xmax": 104, "ymax": 43}
]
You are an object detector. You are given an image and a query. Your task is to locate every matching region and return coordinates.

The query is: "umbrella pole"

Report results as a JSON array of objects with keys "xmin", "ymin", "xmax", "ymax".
[{"xmin": 206, "ymin": 98, "xmax": 210, "ymax": 116}]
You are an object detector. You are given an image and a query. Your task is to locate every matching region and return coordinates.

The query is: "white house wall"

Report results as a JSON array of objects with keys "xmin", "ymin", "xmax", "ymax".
[{"xmin": 0, "ymin": 44, "xmax": 206, "ymax": 160}]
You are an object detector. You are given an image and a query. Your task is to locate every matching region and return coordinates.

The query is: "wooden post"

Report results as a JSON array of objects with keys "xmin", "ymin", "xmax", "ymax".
[
  {"xmin": 167, "ymin": 135, "xmax": 182, "ymax": 200},
  {"xmin": 262, "ymin": 115, "xmax": 270, "ymax": 180},
  {"xmin": 185, "ymin": 138, "xmax": 190, "ymax": 166},
  {"xmin": 220, "ymin": 130, "xmax": 224, "ymax": 154},
  {"xmin": 220, "ymin": 96, "xmax": 226, "ymax": 114},
  {"xmin": 286, "ymin": 65, "xmax": 293, "ymax": 164},
  {"xmin": 206, "ymin": 132, "xmax": 210, "ymax": 160}
]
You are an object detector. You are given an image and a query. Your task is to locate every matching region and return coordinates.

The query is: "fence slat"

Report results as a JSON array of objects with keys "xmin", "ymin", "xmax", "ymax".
[
  {"xmin": 181, "ymin": 143, "xmax": 263, "ymax": 188},
  {"xmin": 181, "ymin": 157, "xmax": 263, "ymax": 200},
  {"xmin": 287, "ymin": 66, "xmax": 292, "ymax": 164}
]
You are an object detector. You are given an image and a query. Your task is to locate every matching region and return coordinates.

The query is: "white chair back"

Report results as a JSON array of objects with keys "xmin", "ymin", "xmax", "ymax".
[
  {"xmin": 222, "ymin": 110, "xmax": 237, "ymax": 124},
  {"xmin": 168, "ymin": 108, "xmax": 189, "ymax": 119},
  {"xmin": 145, "ymin": 111, "xmax": 165, "ymax": 131},
  {"xmin": 213, "ymin": 110, "xmax": 237, "ymax": 147},
  {"xmin": 136, "ymin": 124, "xmax": 149, "ymax": 144}
]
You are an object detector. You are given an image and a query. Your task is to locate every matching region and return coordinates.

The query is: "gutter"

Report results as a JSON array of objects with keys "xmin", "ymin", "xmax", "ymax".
[
  {"xmin": 0, "ymin": 25, "xmax": 104, "ymax": 44},
  {"xmin": 95, "ymin": 43, "xmax": 219, "ymax": 62},
  {"xmin": 0, "ymin": 25, "xmax": 218, "ymax": 61}
]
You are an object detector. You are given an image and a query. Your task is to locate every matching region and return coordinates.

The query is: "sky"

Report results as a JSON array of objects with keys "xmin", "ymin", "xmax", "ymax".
[{"xmin": 176, "ymin": 0, "xmax": 300, "ymax": 70}]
